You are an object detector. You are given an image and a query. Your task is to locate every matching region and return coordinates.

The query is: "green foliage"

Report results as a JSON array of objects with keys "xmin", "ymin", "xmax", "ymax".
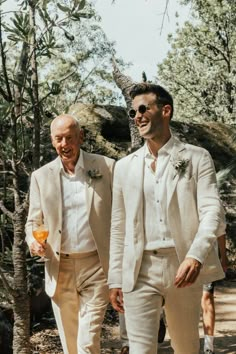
[
  {"xmin": 158, "ymin": 0, "xmax": 236, "ymax": 123},
  {"xmin": 0, "ymin": 0, "xmax": 123, "ymax": 162},
  {"xmin": 0, "ymin": 0, "xmax": 124, "ymax": 243},
  {"xmin": 3, "ymin": 12, "xmax": 31, "ymax": 42}
]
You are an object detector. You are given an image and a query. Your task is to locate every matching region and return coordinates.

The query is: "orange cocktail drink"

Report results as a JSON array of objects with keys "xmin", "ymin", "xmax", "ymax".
[{"xmin": 33, "ymin": 228, "xmax": 49, "ymax": 244}]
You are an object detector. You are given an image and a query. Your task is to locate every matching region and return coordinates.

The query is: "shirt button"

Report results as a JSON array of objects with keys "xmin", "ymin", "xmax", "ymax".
[
  {"xmin": 160, "ymin": 219, "xmax": 162, "ymax": 222},
  {"xmin": 157, "ymin": 200, "xmax": 159, "ymax": 203}
]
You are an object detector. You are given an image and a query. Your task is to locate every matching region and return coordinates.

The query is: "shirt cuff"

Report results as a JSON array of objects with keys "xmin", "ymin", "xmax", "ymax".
[
  {"xmin": 108, "ymin": 284, "xmax": 122, "ymax": 289},
  {"xmin": 185, "ymin": 254, "xmax": 203, "ymax": 265}
]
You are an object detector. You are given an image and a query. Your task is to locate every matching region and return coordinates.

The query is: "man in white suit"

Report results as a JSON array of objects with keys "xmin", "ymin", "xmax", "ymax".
[
  {"xmin": 25, "ymin": 114, "xmax": 115, "ymax": 354},
  {"xmin": 108, "ymin": 83, "xmax": 225, "ymax": 354}
]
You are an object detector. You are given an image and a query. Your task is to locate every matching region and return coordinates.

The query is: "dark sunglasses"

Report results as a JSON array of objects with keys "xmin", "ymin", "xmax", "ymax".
[{"xmin": 128, "ymin": 104, "xmax": 149, "ymax": 119}]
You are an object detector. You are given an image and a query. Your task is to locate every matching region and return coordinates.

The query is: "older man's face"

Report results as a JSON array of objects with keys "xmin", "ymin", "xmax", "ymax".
[{"xmin": 51, "ymin": 116, "xmax": 83, "ymax": 167}]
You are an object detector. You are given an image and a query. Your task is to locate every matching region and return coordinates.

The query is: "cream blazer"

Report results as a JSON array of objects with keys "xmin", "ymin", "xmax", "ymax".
[
  {"xmin": 25, "ymin": 150, "xmax": 115, "ymax": 297},
  {"xmin": 108, "ymin": 136, "xmax": 225, "ymax": 292}
]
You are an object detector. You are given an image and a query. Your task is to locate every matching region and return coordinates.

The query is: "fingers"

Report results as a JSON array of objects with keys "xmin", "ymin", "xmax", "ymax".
[
  {"xmin": 109, "ymin": 288, "xmax": 124, "ymax": 313},
  {"xmin": 30, "ymin": 240, "xmax": 46, "ymax": 257},
  {"xmin": 174, "ymin": 258, "xmax": 201, "ymax": 288}
]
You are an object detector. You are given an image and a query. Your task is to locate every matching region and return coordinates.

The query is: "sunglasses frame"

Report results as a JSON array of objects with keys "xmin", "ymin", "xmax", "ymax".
[
  {"xmin": 128, "ymin": 102, "xmax": 167, "ymax": 120},
  {"xmin": 128, "ymin": 104, "xmax": 149, "ymax": 119}
]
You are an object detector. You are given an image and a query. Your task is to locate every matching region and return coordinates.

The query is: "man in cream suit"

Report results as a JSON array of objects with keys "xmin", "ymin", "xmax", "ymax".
[
  {"xmin": 25, "ymin": 114, "xmax": 115, "ymax": 354},
  {"xmin": 108, "ymin": 83, "xmax": 225, "ymax": 354}
]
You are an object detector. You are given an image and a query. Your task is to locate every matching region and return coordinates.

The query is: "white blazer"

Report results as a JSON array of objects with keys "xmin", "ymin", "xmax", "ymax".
[
  {"xmin": 108, "ymin": 136, "xmax": 225, "ymax": 292},
  {"xmin": 25, "ymin": 150, "xmax": 115, "ymax": 297}
]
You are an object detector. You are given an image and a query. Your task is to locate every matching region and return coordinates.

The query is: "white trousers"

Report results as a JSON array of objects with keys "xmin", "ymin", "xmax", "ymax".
[
  {"xmin": 123, "ymin": 248, "xmax": 202, "ymax": 354},
  {"xmin": 51, "ymin": 251, "xmax": 109, "ymax": 354},
  {"xmin": 119, "ymin": 310, "xmax": 165, "ymax": 346},
  {"xmin": 119, "ymin": 312, "xmax": 129, "ymax": 346}
]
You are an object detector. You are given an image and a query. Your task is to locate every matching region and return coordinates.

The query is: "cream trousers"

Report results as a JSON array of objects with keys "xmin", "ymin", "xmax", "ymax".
[
  {"xmin": 123, "ymin": 248, "xmax": 202, "ymax": 354},
  {"xmin": 51, "ymin": 251, "xmax": 109, "ymax": 354}
]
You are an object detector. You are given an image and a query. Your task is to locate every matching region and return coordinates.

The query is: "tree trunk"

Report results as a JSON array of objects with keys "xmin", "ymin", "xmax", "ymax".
[
  {"xmin": 10, "ymin": 110, "xmax": 30, "ymax": 353},
  {"xmin": 12, "ymin": 210, "xmax": 30, "ymax": 354},
  {"xmin": 29, "ymin": 2, "xmax": 41, "ymax": 169},
  {"xmin": 112, "ymin": 59, "xmax": 143, "ymax": 150},
  {"xmin": 10, "ymin": 25, "xmax": 31, "ymax": 354}
]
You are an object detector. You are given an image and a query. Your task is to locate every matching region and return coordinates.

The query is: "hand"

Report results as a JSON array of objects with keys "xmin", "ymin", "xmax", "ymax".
[
  {"xmin": 30, "ymin": 240, "xmax": 46, "ymax": 257},
  {"xmin": 174, "ymin": 257, "xmax": 201, "ymax": 288},
  {"xmin": 109, "ymin": 288, "xmax": 124, "ymax": 313}
]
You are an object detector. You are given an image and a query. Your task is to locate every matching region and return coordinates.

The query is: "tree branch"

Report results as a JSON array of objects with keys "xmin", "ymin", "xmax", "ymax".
[
  {"xmin": 0, "ymin": 200, "xmax": 14, "ymax": 219},
  {"xmin": 73, "ymin": 67, "xmax": 97, "ymax": 104},
  {"xmin": 0, "ymin": 12, "xmax": 13, "ymax": 102},
  {"xmin": 174, "ymin": 79, "xmax": 205, "ymax": 106},
  {"xmin": 0, "ymin": 267, "xmax": 17, "ymax": 298},
  {"xmin": 160, "ymin": 0, "xmax": 170, "ymax": 35}
]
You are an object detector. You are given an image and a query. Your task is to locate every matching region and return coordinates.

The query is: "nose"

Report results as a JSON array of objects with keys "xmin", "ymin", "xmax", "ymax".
[
  {"xmin": 134, "ymin": 111, "xmax": 143, "ymax": 124},
  {"xmin": 61, "ymin": 137, "xmax": 67, "ymax": 146}
]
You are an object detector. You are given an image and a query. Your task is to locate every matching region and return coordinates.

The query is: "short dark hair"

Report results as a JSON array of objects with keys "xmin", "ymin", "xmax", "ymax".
[{"xmin": 129, "ymin": 83, "xmax": 174, "ymax": 118}]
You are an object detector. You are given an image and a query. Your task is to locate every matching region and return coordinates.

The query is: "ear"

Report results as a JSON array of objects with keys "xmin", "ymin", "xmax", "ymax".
[
  {"xmin": 79, "ymin": 128, "xmax": 84, "ymax": 145},
  {"xmin": 51, "ymin": 135, "xmax": 56, "ymax": 148},
  {"xmin": 162, "ymin": 104, "xmax": 172, "ymax": 119}
]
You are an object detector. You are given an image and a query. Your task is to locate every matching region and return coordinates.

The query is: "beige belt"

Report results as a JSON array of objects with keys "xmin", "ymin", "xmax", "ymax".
[
  {"xmin": 144, "ymin": 247, "xmax": 175, "ymax": 255},
  {"xmin": 60, "ymin": 250, "xmax": 97, "ymax": 259}
]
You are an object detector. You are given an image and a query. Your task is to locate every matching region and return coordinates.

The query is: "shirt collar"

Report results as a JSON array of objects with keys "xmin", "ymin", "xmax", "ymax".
[
  {"xmin": 145, "ymin": 134, "xmax": 174, "ymax": 159},
  {"xmin": 60, "ymin": 149, "xmax": 84, "ymax": 176}
]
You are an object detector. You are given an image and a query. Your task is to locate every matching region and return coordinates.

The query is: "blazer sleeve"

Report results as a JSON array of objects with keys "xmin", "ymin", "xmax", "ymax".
[
  {"xmin": 108, "ymin": 162, "xmax": 126, "ymax": 288},
  {"xmin": 25, "ymin": 172, "xmax": 44, "ymax": 247},
  {"xmin": 186, "ymin": 149, "xmax": 223, "ymax": 263}
]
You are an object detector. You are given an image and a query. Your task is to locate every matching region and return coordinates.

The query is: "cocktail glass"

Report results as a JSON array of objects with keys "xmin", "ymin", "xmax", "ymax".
[{"xmin": 32, "ymin": 223, "xmax": 49, "ymax": 262}]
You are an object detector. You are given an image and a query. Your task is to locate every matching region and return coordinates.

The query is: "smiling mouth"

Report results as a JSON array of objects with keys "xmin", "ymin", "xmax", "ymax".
[
  {"xmin": 62, "ymin": 149, "xmax": 71, "ymax": 155},
  {"xmin": 139, "ymin": 121, "xmax": 149, "ymax": 128}
]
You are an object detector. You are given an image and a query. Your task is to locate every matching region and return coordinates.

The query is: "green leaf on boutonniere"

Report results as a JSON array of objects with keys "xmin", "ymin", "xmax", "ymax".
[{"xmin": 87, "ymin": 169, "xmax": 102, "ymax": 179}]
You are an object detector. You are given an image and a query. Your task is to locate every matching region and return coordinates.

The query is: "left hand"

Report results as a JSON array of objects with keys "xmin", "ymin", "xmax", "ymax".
[
  {"xmin": 174, "ymin": 257, "xmax": 201, "ymax": 288},
  {"xmin": 109, "ymin": 288, "xmax": 124, "ymax": 313},
  {"xmin": 30, "ymin": 240, "xmax": 46, "ymax": 257}
]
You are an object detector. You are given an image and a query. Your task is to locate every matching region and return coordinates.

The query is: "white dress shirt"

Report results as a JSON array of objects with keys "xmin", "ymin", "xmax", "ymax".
[
  {"xmin": 143, "ymin": 137, "xmax": 175, "ymax": 250},
  {"xmin": 60, "ymin": 150, "xmax": 96, "ymax": 253}
]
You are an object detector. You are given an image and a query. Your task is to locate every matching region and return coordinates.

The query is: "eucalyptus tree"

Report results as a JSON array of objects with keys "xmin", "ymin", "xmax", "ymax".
[
  {"xmin": 112, "ymin": 59, "xmax": 143, "ymax": 150},
  {"xmin": 158, "ymin": 0, "xmax": 236, "ymax": 123},
  {"xmin": 0, "ymin": 0, "xmax": 118, "ymax": 352},
  {"xmin": 39, "ymin": 1, "xmax": 124, "ymax": 112}
]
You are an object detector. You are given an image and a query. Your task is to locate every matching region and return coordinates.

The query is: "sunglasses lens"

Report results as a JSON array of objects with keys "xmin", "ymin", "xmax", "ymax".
[
  {"xmin": 129, "ymin": 105, "xmax": 147, "ymax": 118},
  {"xmin": 129, "ymin": 109, "xmax": 136, "ymax": 118},
  {"xmin": 138, "ymin": 105, "xmax": 147, "ymax": 114}
]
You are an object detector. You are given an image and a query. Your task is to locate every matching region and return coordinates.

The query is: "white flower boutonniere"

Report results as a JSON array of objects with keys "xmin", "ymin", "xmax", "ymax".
[
  {"xmin": 173, "ymin": 158, "xmax": 189, "ymax": 176},
  {"xmin": 87, "ymin": 169, "xmax": 103, "ymax": 179}
]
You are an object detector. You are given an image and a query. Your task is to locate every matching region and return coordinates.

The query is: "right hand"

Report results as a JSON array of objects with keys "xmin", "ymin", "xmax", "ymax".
[
  {"xmin": 30, "ymin": 240, "xmax": 46, "ymax": 257},
  {"xmin": 109, "ymin": 288, "xmax": 124, "ymax": 313}
]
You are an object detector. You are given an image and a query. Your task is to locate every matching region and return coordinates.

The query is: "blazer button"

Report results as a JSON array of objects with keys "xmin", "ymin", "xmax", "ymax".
[
  {"xmin": 59, "ymin": 230, "xmax": 61, "ymax": 234},
  {"xmin": 56, "ymin": 251, "xmax": 59, "ymax": 255}
]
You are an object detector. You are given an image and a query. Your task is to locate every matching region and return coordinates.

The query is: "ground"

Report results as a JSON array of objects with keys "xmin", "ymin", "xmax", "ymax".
[{"xmin": 30, "ymin": 278, "xmax": 236, "ymax": 354}]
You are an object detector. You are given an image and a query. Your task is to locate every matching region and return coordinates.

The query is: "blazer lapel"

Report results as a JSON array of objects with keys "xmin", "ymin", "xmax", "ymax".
[
  {"xmin": 83, "ymin": 152, "xmax": 95, "ymax": 215},
  {"xmin": 49, "ymin": 157, "xmax": 62, "ymax": 194},
  {"xmin": 132, "ymin": 147, "xmax": 145, "ymax": 224},
  {"xmin": 166, "ymin": 138, "xmax": 186, "ymax": 207},
  {"xmin": 48, "ymin": 157, "xmax": 63, "ymax": 225}
]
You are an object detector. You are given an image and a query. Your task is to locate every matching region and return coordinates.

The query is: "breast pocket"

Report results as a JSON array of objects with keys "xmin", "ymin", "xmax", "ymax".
[{"xmin": 176, "ymin": 177, "xmax": 197, "ymax": 203}]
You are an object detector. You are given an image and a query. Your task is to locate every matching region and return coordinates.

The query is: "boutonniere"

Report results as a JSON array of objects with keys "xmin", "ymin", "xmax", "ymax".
[
  {"xmin": 173, "ymin": 158, "xmax": 189, "ymax": 176},
  {"xmin": 87, "ymin": 169, "xmax": 103, "ymax": 179}
]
